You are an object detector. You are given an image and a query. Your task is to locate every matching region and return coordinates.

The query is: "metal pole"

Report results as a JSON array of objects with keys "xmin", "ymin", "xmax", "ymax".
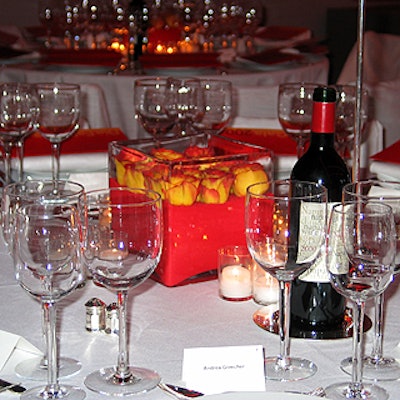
[{"xmin": 352, "ymin": 0, "xmax": 366, "ymax": 182}]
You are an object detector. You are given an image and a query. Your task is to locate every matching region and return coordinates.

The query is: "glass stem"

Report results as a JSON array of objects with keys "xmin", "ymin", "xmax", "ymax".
[
  {"xmin": 16, "ymin": 139, "xmax": 24, "ymax": 182},
  {"xmin": 41, "ymin": 302, "xmax": 49, "ymax": 369},
  {"xmin": 350, "ymin": 300, "xmax": 365, "ymax": 394},
  {"xmin": 296, "ymin": 138, "xmax": 306, "ymax": 159},
  {"xmin": 116, "ymin": 290, "xmax": 132, "ymax": 382},
  {"xmin": 51, "ymin": 142, "xmax": 61, "ymax": 191},
  {"xmin": 2, "ymin": 143, "xmax": 12, "ymax": 185},
  {"xmin": 43, "ymin": 300, "xmax": 61, "ymax": 395},
  {"xmin": 370, "ymin": 292, "xmax": 384, "ymax": 361},
  {"xmin": 277, "ymin": 280, "xmax": 291, "ymax": 370}
]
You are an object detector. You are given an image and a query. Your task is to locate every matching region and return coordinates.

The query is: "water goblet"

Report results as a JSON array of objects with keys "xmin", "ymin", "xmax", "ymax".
[
  {"xmin": 134, "ymin": 78, "xmax": 176, "ymax": 141},
  {"xmin": 278, "ymin": 82, "xmax": 318, "ymax": 159},
  {"xmin": 0, "ymin": 82, "xmax": 38, "ymax": 184},
  {"xmin": 334, "ymin": 85, "xmax": 369, "ymax": 161},
  {"xmin": 80, "ymin": 187, "xmax": 163, "ymax": 396},
  {"xmin": 192, "ymin": 79, "xmax": 233, "ymax": 135},
  {"xmin": 165, "ymin": 77, "xmax": 205, "ymax": 137},
  {"xmin": 13, "ymin": 202, "xmax": 86, "ymax": 400},
  {"xmin": 341, "ymin": 180, "xmax": 400, "ymax": 381},
  {"xmin": 245, "ymin": 180, "xmax": 327, "ymax": 381},
  {"xmin": 325, "ymin": 201, "xmax": 396, "ymax": 400},
  {"xmin": 1, "ymin": 179, "xmax": 85, "ymax": 380},
  {"xmin": 35, "ymin": 83, "xmax": 80, "ymax": 186}
]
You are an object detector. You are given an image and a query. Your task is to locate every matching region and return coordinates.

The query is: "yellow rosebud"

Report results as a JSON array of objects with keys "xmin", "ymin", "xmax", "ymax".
[
  {"xmin": 232, "ymin": 163, "xmax": 268, "ymax": 197},
  {"xmin": 115, "ymin": 159, "xmax": 127, "ymax": 186},
  {"xmin": 198, "ymin": 169, "xmax": 234, "ymax": 204},
  {"xmin": 164, "ymin": 174, "xmax": 200, "ymax": 206}
]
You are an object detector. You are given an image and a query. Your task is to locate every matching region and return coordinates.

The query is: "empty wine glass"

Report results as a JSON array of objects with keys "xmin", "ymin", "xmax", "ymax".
[
  {"xmin": 342, "ymin": 180, "xmax": 400, "ymax": 381},
  {"xmin": 245, "ymin": 180, "xmax": 327, "ymax": 381},
  {"xmin": 134, "ymin": 78, "xmax": 176, "ymax": 141},
  {"xmin": 165, "ymin": 77, "xmax": 205, "ymax": 137},
  {"xmin": 80, "ymin": 187, "xmax": 163, "ymax": 396},
  {"xmin": 278, "ymin": 82, "xmax": 318, "ymax": 159},
  {"xmin": 325, "ymin": 201, "xmax": 395, "ymax": 400},
  {"xmin": 35, "ymin": 83, "xmax": 80, "ymax": 187},
  {"xmin": 0, "ymin": 82, "xmax": 38, "ymax": 184},
  {"xmin": 1, "ymin": 179, "xmax": 85, "ymax": 380},
  {"xmin": 192, "ymin": 79, "xmax": 232, "ymax": 135},
  {"xmin": 334, "ymin": 85, "xmax": 369, "ymax": 161},
  {"xmin": 13, "ymin": 202, "xmax": 86, "ymax": 400}
]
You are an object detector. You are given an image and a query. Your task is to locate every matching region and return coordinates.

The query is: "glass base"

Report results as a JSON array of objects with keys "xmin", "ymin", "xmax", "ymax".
[
  {"xmin": 341, "ymin": 356, "xmax": 400, "ymax": 381},
  {"xmin": 21, "ymin": 384, "xmax": 86, "ymax": 400},
  {"xmin": 325, "ymin": 382, "xmax": 388, "ymax": 400},
  {"xmin": 84, "ymin": 366, "xmax": 160, "ymax": 396},
  {"xmin": 264, "ymin": 356, "xmax": 317, "ymax": 381},
  {"xmin": 15, "ymin": 356, "xmax": 82, "ymax": 380},
  {"xmin": 15, "ymin": 357, "xmax": 82, "ymax": 382}
]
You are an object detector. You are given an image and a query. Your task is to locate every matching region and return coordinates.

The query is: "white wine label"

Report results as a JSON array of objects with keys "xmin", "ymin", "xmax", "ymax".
[{"xmin": 296, "ymin": 201, "xmax": 329, "ymax": 282}]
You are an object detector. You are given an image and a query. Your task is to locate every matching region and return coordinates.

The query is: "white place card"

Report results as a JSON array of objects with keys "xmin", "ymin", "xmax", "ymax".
[{"xmin": 182, "ymin": 345, "xmax": 265, "ymax": 395}]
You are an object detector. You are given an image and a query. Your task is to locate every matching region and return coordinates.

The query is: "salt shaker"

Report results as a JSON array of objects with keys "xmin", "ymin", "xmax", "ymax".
[
  {"xmin": 85, "ymin": 298, "xmax": 106, "ymax": 332},
  {"xmin": 105, "ymin": 302, "xmax": 119, "ymax": 334}
]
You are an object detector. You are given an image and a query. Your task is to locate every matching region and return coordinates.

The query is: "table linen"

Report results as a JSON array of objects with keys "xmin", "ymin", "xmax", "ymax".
[{"xmin": 0, "ymin": 237, "xmax": 399, "ymax": 399}]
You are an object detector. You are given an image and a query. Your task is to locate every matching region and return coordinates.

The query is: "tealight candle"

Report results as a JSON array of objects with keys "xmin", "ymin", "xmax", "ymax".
[
  {"xmin": 218, "ymin": 246, "xmax": 252, "ymax": 301},
  {"xmin": 252, "ymin": 264, "xmax": 279, "ymax": 306}
]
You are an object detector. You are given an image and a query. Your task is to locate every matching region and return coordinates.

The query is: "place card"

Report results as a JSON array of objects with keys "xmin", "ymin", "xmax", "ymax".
[{"xmin": 182, "ymin": 345, "xmax": 265, "ymax": 395}]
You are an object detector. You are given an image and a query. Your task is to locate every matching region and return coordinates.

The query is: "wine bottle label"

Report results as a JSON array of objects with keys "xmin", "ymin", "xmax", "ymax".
[{"xmin": 298, "ymin": 202, "xmax": 336, "ymax": 283}]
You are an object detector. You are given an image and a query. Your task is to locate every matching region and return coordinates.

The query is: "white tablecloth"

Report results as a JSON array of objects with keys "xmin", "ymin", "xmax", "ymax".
[
  {"xmin": 0, "ymin": 238, "xmax": 399, "ymax": 400},
  {"xmin": 0, "ymin": 55, "xmax": 329, "ymax": 139}
]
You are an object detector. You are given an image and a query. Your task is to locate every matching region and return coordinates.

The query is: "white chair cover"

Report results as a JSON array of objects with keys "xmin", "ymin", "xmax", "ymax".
[{"xmin": 337, "ymin": 31, "xmax": 400, "ymax": 147}]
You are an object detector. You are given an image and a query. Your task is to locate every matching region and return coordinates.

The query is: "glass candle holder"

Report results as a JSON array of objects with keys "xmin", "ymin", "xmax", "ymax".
[{"xmin": 218, "ymin": 245, "xmax": 252, "ymax": 301}]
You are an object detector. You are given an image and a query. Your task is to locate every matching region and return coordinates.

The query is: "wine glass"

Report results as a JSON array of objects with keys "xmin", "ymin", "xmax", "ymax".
[
  {"xmin": 80, "ymin": 187, "xmax": 163, "ymax": 396},
  {"xmin": 192, "ymin": 79, "xmax": 233, "ymax": 135},
  {"xmin": 0, "ymin": 82, "xmax": 38, "ymax": 184},
  {"xmin": 325, "ymin": 201, "xmax": 396, "ymax": 400},
  {"xmin": 278, "ymin": 82, "xmax": 318, "ymax": 159},
  {"xmin": 134, "ymin": 78, "xmax": 176, "ymax": 141},
  {"xmin": 165, "ymin": 77, "xmax": 205, "ymax": 137},
  {"xmin": 245, "ymin": 179, "xmax": 327, "ymax": 381},
  {"xmin": 1, "ymin": 179, "xmax": 85, "ymax": 380},
  {"xmin": 342, "ymin": 180, "xmax": 400, "ymax": 381},
  {"xmin": 35, "ymin": 83, "xmax": 80, "ymax": 187},
  {"xmin": 334, "ymin": 85, "xmax": 369, "ymax": 161},
  {"xmin": 13, "ymin": 202, "xmax": 86, "ymax": 400}
]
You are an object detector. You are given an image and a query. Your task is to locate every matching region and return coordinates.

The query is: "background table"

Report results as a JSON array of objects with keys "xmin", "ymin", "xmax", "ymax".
[
  {"xmin": 0, "ymin": 238, "xmax": 399, "ymax": 400},
  {"xmin": 0, "ymin": 54, "xmax": 329, "ymax": 139}
]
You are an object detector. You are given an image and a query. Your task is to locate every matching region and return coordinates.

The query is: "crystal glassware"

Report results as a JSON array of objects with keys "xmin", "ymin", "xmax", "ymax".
[
  {"xmin": 134, "ymin": 78, "xmax": 176, "ymax": 141},
  {"xmin": 334, "ymin": 84, "xmax": 369, "ymax": 161},
  {"xmin": 35, "ymin": 83, "xmax": 80, "ymax": 186},
  {"xmin": 325, "ymin": 201, "xmax": 396, "ymax": 400},
  {"xmin": 341, "ymin": 180, "xmax": 400, "ymax": 381},
  {"xmin": 245, "ymin": 180, "xmax": 327, "ymax": 381},
  {"xmin": 0, "ymin": 82, "xmax": 37, "ymax": 184},
  {"xmin": 13, "ymin": 202, "xmax": 86, "ymax": 400},
  {"xmin": 193, "ymin": 79, "xmax": 232, "ymax": 135},
  {"xmin": 80, "ymin": 187, "xmax": 163, "ymax": 396},
  {"xmin": 278, "ymin": 82, "xmax": 318, "ymax": 159},
  {"xmin": 1, "ymin": 179, "xmax": 85, "ymax": 380},
  {"xmin": 165, "ymin": 77, "xmax": 205, "ymax": 137}
]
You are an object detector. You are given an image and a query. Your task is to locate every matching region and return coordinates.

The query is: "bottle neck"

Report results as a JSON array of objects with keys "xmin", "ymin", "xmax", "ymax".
[{"xmin": 311, "ymin": 101, "xmax": 335, "ymax": 134}]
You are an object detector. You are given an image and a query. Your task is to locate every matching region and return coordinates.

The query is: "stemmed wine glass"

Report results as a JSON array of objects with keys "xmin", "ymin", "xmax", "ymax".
[
  {"xmin": 13, "ymin": 202, "xmax": 86, "ymax": 400},
  {"xmin": 165, "ymin": 77, "xmax": 205, "ymax": 137},
  {"xmin": 342, "ymin": 180, "xmax": 400, "ymax": 381},
  {"xmin": 80, "ymin": 187, "xmax": 163, "ymax": 396},
  {"xmin": 192, "ymin": 79, "xmax": 233, "ymax": 136},
  {"xmin": 245, "ymin": 180, "xmax": 327, "ymax": 380},
  {"xmin": 134, "ymin": 78, "xmax": 176, "ymax": 141},
  {"xmin": 334, "ymin": 85, "xmax": 369, "ymax": 161},
  {"xmin": 1, "ymin": 179, "xmax": 85, "ymax": 380},
  {"xmin": 278, "ymin": 83, "xmax": 318, "ymax": 159},
  {"xmin": 0, "ymin": 82, "xmax": 38, "ymax": 184},
  {"xmin": 325, "ymin": 201, "xmax": 396, "ymax": 400},
  {"xmin": 35, "ymin": 83, "xmax": 80, "ymax": 187}
]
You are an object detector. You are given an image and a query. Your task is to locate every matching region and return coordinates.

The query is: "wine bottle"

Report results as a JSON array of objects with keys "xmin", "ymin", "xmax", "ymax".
[{"xmin": 290, "ymin": 86, "xmax": 350, "ymax": 339}]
